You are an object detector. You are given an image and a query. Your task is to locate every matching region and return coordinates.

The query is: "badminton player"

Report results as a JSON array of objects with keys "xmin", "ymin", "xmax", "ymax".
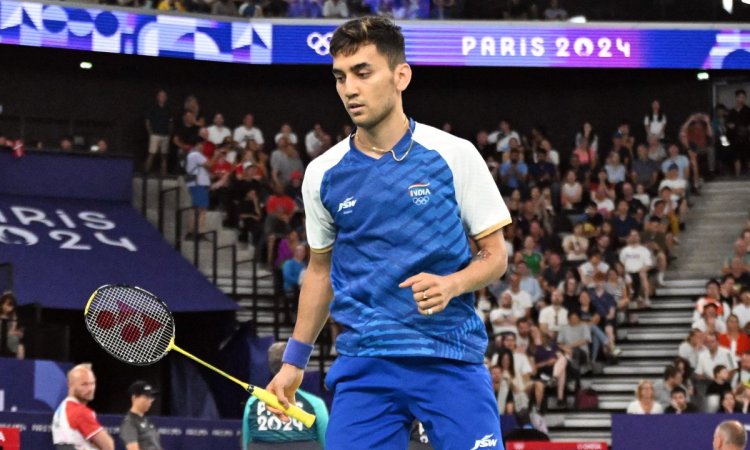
[{"xmin": 267, "ymin": 16, "xmax": 511, "ymax": 449}]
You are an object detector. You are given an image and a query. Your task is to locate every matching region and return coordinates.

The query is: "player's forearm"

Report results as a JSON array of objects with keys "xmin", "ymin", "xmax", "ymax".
[
  {"xmin": 447, "ymin": 230, "xmax": 508, "ymax": 296},
  {"xmin": 291, "ymin": 253, "xmax": 334, "ymax": 344}
]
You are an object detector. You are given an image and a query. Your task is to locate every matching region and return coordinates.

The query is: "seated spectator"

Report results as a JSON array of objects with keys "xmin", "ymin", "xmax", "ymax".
[
  {"xmin": 678, "ymin": 329, "xmax": 708, "ymax": 370},
  {"xmin": 723, "ymin": 239, "xmax": 750, "ymax": 276},
  {"xmin": 659, "ymin": 163, "xmax": 688, "ymax": 198},
  {"xmin": 631, "ymin": 143, "xmax": 660, "ymax": 192},
  {"xmin": 592, "ymin": 184, "xmax": 615, "ymax": 218},
  {"xmin": 619, "ymin": 230, "xmax": 653, "ymax": 306},
  {"xmin": 207, "ymin": 113, "xmax": 232, "ymax": 145},
  {"xmin": 504, "ymin": 270, "xmax": 533, "ymax": 320},
  {"xmin": 238, "ymin": 0, "xmax": 261, "ymax": 16},
  {"xmin": 516, "ymin": 261, "xmax": 543, "ymax": 308},
  {"xmin": 491, "ymin": 355, "xmax": 515, "ymax": 415},
  {"xmin": 490, "ymin": 292, "xmax": 520, "ymax": 337},
  {"xmin": 640, "ymin": 216, "xmax": 670, "ymax": 284},
  {"xmin": 605, "ymin": 267, "xmax": 631, "ymax": 314},
  {"xmin": 263, "ymin": 182, "xmax": 297, "ymax": 266},
  {"xmin": 605, "ymin": 152, "xmax": 627, "ymax": 185},
  {"xmin": 502, "ymin": 333, "xmax": 534, "ymax": 411},
  {"xmin": 696, "ymin": 332, "xmax": 736, "ymax": 382},
  {"xmin": 590, "ymin": 273, "xmax": 621, "ymax": 356},
  {"xmin": 694, "ymin": 280, "xmax": 726, "ymax": 322},
  {"xmin": 557, "ymin": 310, "xmax": 591, "ymax": 374},
  {"xmin": 305, "ymin": 123, "xmax": 327, "ymax": 160},
  {"xmin": 233, "ymin": 114, "xmax": 265, "ymax": 149},
  {"xmin": 538, "ymin": 290, "xmax": 568, "ymax": 337},
  {"xmin": 576, "ymin": 290, "xmax": 609, "ymax": 364},
  {"xmin": 323, "ymin": 0, "xmax": 349, "ymax": 17},
  {"xmin": 515, "ymin": 317, "xmax": 533, "ymax": 352},
  {"xmin": 529, "ymin": 149, "xmax": 558, "ymax": 188},
  {"xmin": 270, "ymin": 137, "xmax": 304, "ymax": 187},
  {"xmin": 719, "ymin": 314, "xmax": 750, "ymax": 361},
  {"xmin": 573, "ymin": 137, "xmax": 597, "ymax": 173},
  {"xmin": 560, "ymin": 170, "xmax": 584, "ymax": 215},
  {"xmin": 626, "ymin": 380, "xmax": 664, "ymax": 414},
  {"xmin": 211, "ymin": 0, "xmax": 238, "ymax": 15},
  {"xmin": 717, "ymin": 389, "xmax": 742, "ymax": 413},
  {"xmin": 593, "ymin": 234, "xmax": 618, "ymax": 267},
  {"xmin": 654, "ymin": 365, "xmax": 686, "ymax": 410},
  {"xmin": 707, "ymin": 365, "xmax": 734, "ymax": 402},
  {"xmin": 0, "ymin": 291, "xmax": 24, "ymax": 359},
  {"xmin": 578, "ymin": 251, "xmax": 609, "ymax": 289},
  {"xmin": 727, "ymin": 258, "xmax": 750, "ymax": 288},
  {"xmin": 560, "ymin": 274, "xmax": 582, "ymax": 312},
  {"xmin": 664, "ymin": 386, "xmax": 698, "ymax": 414},
  {"xmin": 562, "ymin": 223, "xmax": 589, "ymax": 263},
  {"xmin": 646, "ymin": 134, "xmax": 667, "ymax": 163},
  {"xmin": 541, "ymin": 252, "xmax": 565, "ymax": 295},
  {"xmin": 543, "ymin": 0, "xmax": 566, "ymax": 20},
  {"xmin": 733, "ymin": 385, "xmax": 750, "ymax": 413},
  {"xmin": 488, "ymin": 119, "xmax": 521, "ymax": 155},
  {"xmin": 735, "ymin": 351, "xmax": 750, "ymax": 386},
  {"xmin": 274, "ymin": 123, "xmax": 299, "ymax": 146},
  {"xmin": 611, "ymin": 200, "xmax": 639, "ymax": 246},
  {"xmin": 59, "ymin": 135, "xmax": 74, "ymax": 152},
  {"xmin": 237, "ymin": 188, "xmax": 264, "ymax": 247},
  {"xmin": 661, "ymin": 143, "xmax": 691, "ymax": 182},
  {"xmin": 732, "ymin": 289, "xmax": 750, "ymax": 331},
  {"xmin": 500, "ymin": 148, "xmax": 529, "ymax": 196},
  {"xmin": 530, "ymin": 326, "xmax": 568, "ymax": 411},
  {"xmin": 693, "ymin": 303, "xmax": 727, "ymax": 335}
]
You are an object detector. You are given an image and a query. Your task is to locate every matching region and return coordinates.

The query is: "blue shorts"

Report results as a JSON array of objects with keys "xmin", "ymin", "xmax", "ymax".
[
  {"xmin": 189, "ymin": 185, "xmax": 209, "ymax": 209},
  {"xmin": 325, "ymin": 356, "xmax": 504, "ymax": 450}
]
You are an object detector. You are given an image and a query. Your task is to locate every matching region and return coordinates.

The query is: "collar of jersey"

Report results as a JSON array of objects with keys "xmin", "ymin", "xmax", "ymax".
[{"xmin": 349, "ymin": 117, "xmax": 416, "ymax": 162}]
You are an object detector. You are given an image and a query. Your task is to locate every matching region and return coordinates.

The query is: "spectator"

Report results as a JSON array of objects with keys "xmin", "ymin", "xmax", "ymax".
[
  {"xmin": 322, "ymin": 0, "xmax": 349, "ymax": 16},
  {"xmin": 734, "ymin": 351, "xmax": 750, "ymax": 388},
  {"xmin": 696, "ymin": 332, "xmax": 736, "ymax": 382},
  {"xmin": 719, "ymin": 314, "xmax": 750, "ymax": 361},
  {"xmin": 270, "ymin": 137, "xmax": 305, "ymax": 186},
  {"xmin": 661, "ymin": 143, "xmax": 691, "ymax": 182},
  {"xmin": 589, "ymin": 272, "xmax": 620, "ymax": 357},
  {"xmin": 611, "ymin": 200, "xmax": 639, "ymax": 246},
  {"xmin": 490, "ymin": 292, "xmax": 521, "ymax": 337},
  {"xmin": 207, "ymin": 113, "xmax": 232, "ymax": 145},
  {"xmin": 572, "ymin": 136, "xmax": 596, "ymax": 172},
  {"xmin": 499, "ymin": 148, "xmax": 529, "ymax": 196},
  {"xmin": 605, "ymin": 267, "xmax": 631, "ymax": 313},
  {"xmin": 693, "ymin": 303, "xmax": 727, "ymax": 335},
  {"xmin": 707, "ymin": 365, "xmax": 734, "ymax": 405},
  {"xmin": 529, "ymin": 149, "xmax": 558, "ymax": 189},
  {"xmin": 619, "ymin": 230, "xmax": 653, "ymax": 306},
  {"xmin": 60, "ymin": 135, "xmax": 74, "ymax": 152},
  {"xmin": 237, "ymin": 185, "xmax": 264, "ymax": 247},
  {"xmin": 631, "ymin": 144, "xmax": 660, "ymax": 193},
  {"xmin": 576, "ymin": 290, "xmax": 608, "ymax": 365},
  {"xmin": 0, "ymin": 291, "xmax": 24, "ymax": 359},
  {"xmin": 626, "ymin": 380, "xmax": 664, "ymax": 414},
  {"xmin": 233, "ymin": 114, "xmax": 265, "ymax": 149},
  {"xmin": 694, "ymin": 280, "xmax": 726, "ymax": 322},
  {"xmin": 491, "ymin": 355, "xmax": 515, "ymax": 415},
  {"xmin": 238, "ymin": 0, "xmax": 262, "ymax": 16},
  {"xmin": 557, "ymin": 310, "xmax": 591, "ymax": 375},
  {"xmin": 488, "ymin": 119, "xmax": 521, "ymax": 155},
  {"xmin": 305, "ymin": 123, "xmax": 327, "ymax": 160},
  {"xmin": 52, "ymin": 364, "xmax": 115, "ymax": 450},
  {"xmin": 184, "ymin": 139, "xmax": 221, "ymax": 240},
  {"xmin": 543, "ymin": 0, "xmax": 567, "ymax": 20},
  {"xmin": 263, "ymin": 182, "xmax": 297, "ymax": 266},
  {"xmin": 541, "ymin": 252, "xmax": 565, "ymax": 295},
  {"xmin": 654, "ymin": 365, "xmax": 686, "ymax": 410},
  {"xmin": 158, "ymin": 0, "xmax": 186, "ymax": 11},
  {"xmin": 183, "ymin": 95, "xmax": 206, "ymax": 127},
  {"xmin": 211, "ymin": 0, "xmax": 238, "ymax": 15},
  {"xmin": 664, "ymin": 386, "xmax": 698, "ymax": 414},
  {"xmin": 500, "ymin": 333, "xmax": 534, "ymax": 411},
  {"xmin": 172, "ymin": 110, "xmax": 201, "ymax": 155},
  {"xmin": 733, "ymin": 290, "xmax": 750, "ymax": 331},
  {"xmin": 504, "ymin": 270, "xmax": 533, "ymax": 320},
  {"xmin": 723, "ymin": 239, "xmax": 750, "ymax": 276},
  {"xmin": 575, "ymin": 122, "xmax": 599, "ymax": 157},
  {"xmin": 563, "ymin": 222, "xmax": 589, "ymax": 263},
  {"xmin": 604, "ymin": 152, "xmax": 627, "ymax": 185},
  {"xmin": 646, "ymin": 133, "xmax": 667, "ymax": 163},
  {"xmin": 561, "ymin": 274, "xmax": 582, "ymax": 312},
  {"xmin": 119, "ymin": 381, "xmax": 162, "ymax": 450},
  {"xmin": 538, "ymin": 289, "xmax": 568, "ymax": 337},
  {"xmin": 539, "ymin": 138, "xmax": 560, "ymax": 166},
  {"xmin": 644, "ymin": 100, "xmax": 668, "ymax": 140},
  {"xmin": 243, "ymin": 342, "xmax": 329, "ymax": 449},
  {"xmin": 717, "ymin": 390, "xmax": 742, "ymax": 414},
  {"xmin": 144, "ymin": 89, "xmax": 172, "ymax": 176},
  {"xmin": 678, "ymin": 329, "xmax": 708, "ymax": 370},
  {"xmin": 530, "ymin": 326, "xmax": 568, "ymax": 411},
  {"xmin": 726, "ymin": 89, "xmax": 750, "ymax": 176},
  {"xmin": 578, "ymin": 251, "xmax": 609, "ymax": 289}
]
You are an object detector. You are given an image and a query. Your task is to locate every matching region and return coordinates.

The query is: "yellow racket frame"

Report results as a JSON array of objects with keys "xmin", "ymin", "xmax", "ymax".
[{"xmin": 85, "ymin": 289, "xmax": 315, "ymax": 428}]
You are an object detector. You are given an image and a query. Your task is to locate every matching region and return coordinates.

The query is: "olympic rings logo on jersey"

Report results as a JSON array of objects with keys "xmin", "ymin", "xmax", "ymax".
[
  {"xmin": 408, "ymin": 182, "xmax": 431, "ymax": 206},
  {"xmin": 307, "ymin": 32, "xmax": 333, "ymax": 56}
]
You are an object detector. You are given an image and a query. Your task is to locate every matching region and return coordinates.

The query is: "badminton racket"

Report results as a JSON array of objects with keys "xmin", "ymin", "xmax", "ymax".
[{"xmin": 83, "ymin": 284, "xmax": 315, "ymax": 428}]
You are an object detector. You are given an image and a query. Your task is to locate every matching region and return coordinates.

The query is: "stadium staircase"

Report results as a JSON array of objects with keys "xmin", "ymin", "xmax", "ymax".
[
  {"xmin": 134, "ymin": 175, "xmax": 750, "ymax": 445},
  {"xmin": 545, "ymin": 178, "xmax": 750, "ymax": 445}
]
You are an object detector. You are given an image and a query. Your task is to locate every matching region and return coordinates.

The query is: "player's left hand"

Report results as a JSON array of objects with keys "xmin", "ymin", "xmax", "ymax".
[{"xmin": 399, "ymin": 272, "xmax": 459, "ymax": 316}]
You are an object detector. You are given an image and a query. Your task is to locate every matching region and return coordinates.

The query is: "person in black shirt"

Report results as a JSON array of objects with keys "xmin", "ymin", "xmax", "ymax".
[
  {"xmin": 119, "ymin": 381, "xmax": 162, "ymax": 450},
  {"xmin": 144, "ymin": 89, "xmax": 173, "ymax": 176},
  {"xmin": 726, "ymin": 89, "xmax": 750, "ymax": 176},
  {"xmin": 664, "ymin": 386, "xmax": 698, "ymax": 414}
]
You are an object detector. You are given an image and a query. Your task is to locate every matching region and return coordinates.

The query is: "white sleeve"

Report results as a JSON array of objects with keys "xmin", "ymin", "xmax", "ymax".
[
  {"xmin": 453, "ymin": 142, "xmax": 512, "ymax": 239},
  {"xmin": 301, "ymin": 164, "xmax": 336, "ymax": 253}
]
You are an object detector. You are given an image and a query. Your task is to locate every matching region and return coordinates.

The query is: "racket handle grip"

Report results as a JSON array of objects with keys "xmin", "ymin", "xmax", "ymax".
[{"xmin": 251, "ymin": 387, "xmax": 316, "ymax": 428}]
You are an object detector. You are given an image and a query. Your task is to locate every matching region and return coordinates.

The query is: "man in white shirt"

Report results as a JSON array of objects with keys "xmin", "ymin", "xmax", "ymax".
[
  {"xmin": 619, "ymin": 230, "xmax": 653, "ymax": 304},
  {"xmin": 578, "ymin": 251, "xmax": 609, "ymax": 288},
  {"xmin": 696, "ymin": 332, "xmax": 735, "ymax": 380},
  {"xmin": 732, "ymin": 290, "xmax": 750, "ymax": 330},
  {"xmin": 503, "ymin": 270, "xmax": 532, "ymax": 320},
  {"xmin": 487, "ymin": 119, "xmax": 521, "ymax": 155},
  {"xmin": 305, "ymin": 123, "xmax": 326, "ymax": 160},
  {"xmin": 207, "ymin": 113, "xmax": 232, "ymax": 145},
  {"xmin": 233, "ymin": 113, "xmax": 265, "ymax": 148},
  {"xmin": 538, "ymin": 290, "xmax": 568, "ymax": 337},
  {"xmin": 184, "ymin": 139, "xmax": 221, "ymax": 239},
  {"xmin": 489, "ymin": 292, "xmax": 519, "ymax": 337}
]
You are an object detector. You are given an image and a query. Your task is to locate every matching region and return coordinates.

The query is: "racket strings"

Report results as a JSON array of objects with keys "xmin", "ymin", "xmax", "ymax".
[{"xmin": 85, "ymin": 285, "xmax": 174, "ymax": 365}]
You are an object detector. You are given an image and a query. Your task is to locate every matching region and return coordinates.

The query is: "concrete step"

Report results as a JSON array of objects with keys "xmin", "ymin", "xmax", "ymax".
[
  {"xmin": 655, "ymin": 286, "xmax": 704, "ymax": 297},
  {"xmin": 645, "ymin": 298, "xmax": 695, "ymax": 309},
  {"xmin": 602, "ymin": 364, "xmax": 664, "ymax": 376},
  {"xmin": 616, "ymin": 346, "xmax": 678, "ymax": 358},
  {"xmin": 660, "ymin": 279, "xmax": 711, "ymax": 288},
  {"xmin": 588, "ymin": 381, "xmax": 639, "ymax": 393},
  {"xmin": 546, "ymin": 430, "xmax": 611, "ymax": 446},
  {"xmin": 632, "ymin": 315, "xmax": 692, "ymax": 325},
  {"xmin": 560, "ymin": 414, "xmax": 611, "ymax": 428}
]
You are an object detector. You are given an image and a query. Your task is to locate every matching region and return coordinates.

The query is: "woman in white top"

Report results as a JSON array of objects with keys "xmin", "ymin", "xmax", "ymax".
[
  {"xmin": 644, "ymin": 100, "xmax": 667, "ymax": 139},
  {"xmin": 626, "ymin": 380, "xmax": 664, "ymax": 414}
]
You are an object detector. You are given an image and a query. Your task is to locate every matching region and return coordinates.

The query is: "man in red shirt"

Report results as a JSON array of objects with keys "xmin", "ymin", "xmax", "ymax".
[{"xmin": 52, "ymin": 364, "xmax": 114, "ymax": 450}]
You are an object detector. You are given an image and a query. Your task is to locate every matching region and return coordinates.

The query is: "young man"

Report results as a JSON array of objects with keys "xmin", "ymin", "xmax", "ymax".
[
  {"xmin": 119, "ymin": 381, "xmax": 162, "ymax": 450},
  {"xmin": 267, "ymin": 16, "xmax": 511, "ymax": 450}
]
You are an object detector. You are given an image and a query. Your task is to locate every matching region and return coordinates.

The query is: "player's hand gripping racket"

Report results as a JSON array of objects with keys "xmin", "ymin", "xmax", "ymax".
[{"xmin": 84, "ymin": 284, "xmax": 315, "ymax": 428}]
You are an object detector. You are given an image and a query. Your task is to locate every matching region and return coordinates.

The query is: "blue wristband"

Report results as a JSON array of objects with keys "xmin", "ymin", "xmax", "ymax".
[{"xmin": 282, "ymin": 338, "xmax": 314, "ymax": 370}]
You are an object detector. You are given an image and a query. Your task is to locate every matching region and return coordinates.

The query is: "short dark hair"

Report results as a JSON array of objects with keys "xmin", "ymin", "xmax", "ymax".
[
  {"xmin": 670, "ymin": 386, "xmax": 687, "ymax": 397},
  {"xmin": 736, "ymin": 89, "xmax": 747, "ymax": 97},
  {"xmin": 330, "ymin": 16, "xmax": 406, "ymax": 69},
  {"xmin": 663, "ymin": 364, "xmax": 678, "ymax": 380}
]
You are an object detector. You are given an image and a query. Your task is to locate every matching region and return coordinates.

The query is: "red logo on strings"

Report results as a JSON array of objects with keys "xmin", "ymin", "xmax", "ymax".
[{"xmin": 95, "ymin": 301, "xmax": 164, "ymax": 343}]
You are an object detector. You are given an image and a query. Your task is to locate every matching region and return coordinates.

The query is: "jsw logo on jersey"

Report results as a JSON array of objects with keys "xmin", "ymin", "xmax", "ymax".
[
  {"xmin": 337, "ymin": 197, "xmax": 357, "ymax": 213},
  {"xmin": 470, "ymin": 434, "xmax": 498, "ymax": 450}
]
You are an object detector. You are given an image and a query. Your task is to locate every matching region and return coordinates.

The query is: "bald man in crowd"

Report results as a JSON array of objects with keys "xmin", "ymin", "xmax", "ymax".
[
  {"xmin": 714, "ymin": 420, "xmax": 748, "ymax": 450},
  {"xmin": 52, "ymin": 363, "xmax": 114, "ymax": 450}
]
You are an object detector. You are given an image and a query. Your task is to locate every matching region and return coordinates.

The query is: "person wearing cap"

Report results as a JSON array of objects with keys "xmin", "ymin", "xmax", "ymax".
[{"xmin": 119, "ymin": 381, "xmax": 162, "ymax": 450}]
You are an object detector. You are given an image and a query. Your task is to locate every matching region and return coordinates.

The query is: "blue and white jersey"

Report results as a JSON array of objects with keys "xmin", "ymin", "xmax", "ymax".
[{"xmin": 303, "ymin": 119, "xmax": 511, "ymax": 363}]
